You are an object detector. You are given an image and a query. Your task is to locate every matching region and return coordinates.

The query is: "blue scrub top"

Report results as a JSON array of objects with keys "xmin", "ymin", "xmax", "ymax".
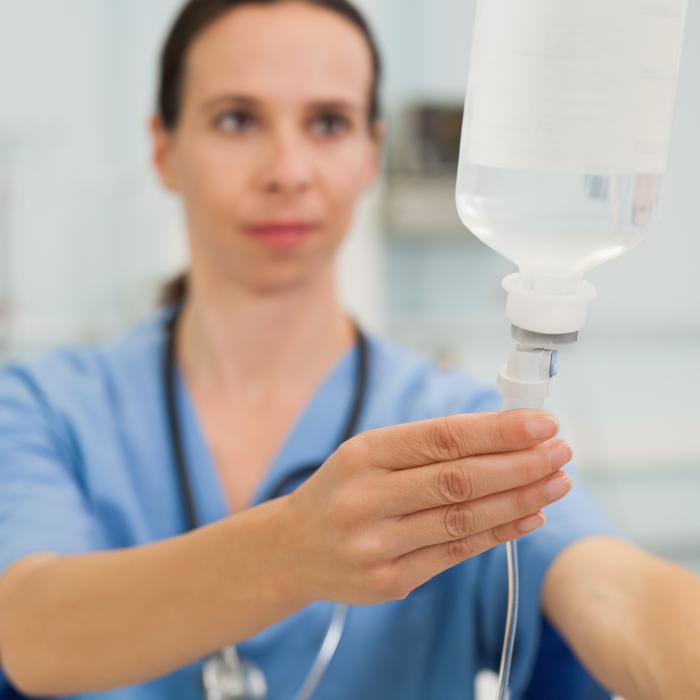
[{"xmin": 0, "ymin": 310, "xmax": 615, "ymax": 699}]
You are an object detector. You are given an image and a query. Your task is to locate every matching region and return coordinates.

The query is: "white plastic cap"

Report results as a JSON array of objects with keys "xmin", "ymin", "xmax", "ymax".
[{"xmin": 503, "ymin": 273, "xmax": 597, "ymax": 335}]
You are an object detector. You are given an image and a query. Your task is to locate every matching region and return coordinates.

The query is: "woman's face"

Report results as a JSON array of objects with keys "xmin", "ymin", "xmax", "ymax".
[{"xmin": 152, "ymin": 1, "xmax": 383, "ymax": 295}]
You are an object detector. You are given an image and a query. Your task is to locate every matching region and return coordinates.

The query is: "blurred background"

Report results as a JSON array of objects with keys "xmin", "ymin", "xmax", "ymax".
[{"xmin": 0, "ymin": 0, "xmax": 698, "ymax": 612}]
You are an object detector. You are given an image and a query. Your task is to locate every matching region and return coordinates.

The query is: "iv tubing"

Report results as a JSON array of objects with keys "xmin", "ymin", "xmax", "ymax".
[
  {"xmin": 495, "ymin": 341, "xmax": 556, "ymax": 700},
  {"xmin": 496, "ymin": 540, "xmax": 519, "ymax": 700}
]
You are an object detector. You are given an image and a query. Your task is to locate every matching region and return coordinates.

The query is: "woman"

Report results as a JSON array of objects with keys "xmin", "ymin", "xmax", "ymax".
[{"xmin": 0, "ymin": 1, "xmax": 617, "ymax": 699}]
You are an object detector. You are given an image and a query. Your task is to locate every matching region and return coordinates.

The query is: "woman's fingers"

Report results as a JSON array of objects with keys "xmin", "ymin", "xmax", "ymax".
[
  {"xmin": 393, "ymin": 512, "xmax": 548, "ymax": 594},
  {"xmin": 293, "ymin": 409, "xmax": 570, "ymax": 605},
  {"xmin": 346, "ymin": 409, "xmax": 559, "ymax": 471},
  {"xmin": 377, "ymin": 438, "xmax": 573, "ymax": 517},
  {"xmin": 383, "ymin": 469, "xmax": 572, "ymax": 557}
]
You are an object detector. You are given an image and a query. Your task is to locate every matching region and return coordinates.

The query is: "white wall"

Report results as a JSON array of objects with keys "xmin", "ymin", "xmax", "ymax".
[{"xmin": 0, "ymin": 1, "xmax": 187, "ymax": 349}]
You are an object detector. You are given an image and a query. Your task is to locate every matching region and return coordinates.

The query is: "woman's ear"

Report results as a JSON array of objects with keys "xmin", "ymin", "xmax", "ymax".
[
  {"xmin": 363, "ymin": 120, "xmax": 386, "ymax": 190},
  {"xmin": 150, "ymin": 115, "xmax": 179, "ymax": 192}
]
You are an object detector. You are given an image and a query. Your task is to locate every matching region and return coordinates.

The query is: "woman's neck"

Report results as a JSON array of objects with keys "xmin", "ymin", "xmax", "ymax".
[{"xmin": 176, "ymin": 267, "xmax": 355, "ymax": 398}]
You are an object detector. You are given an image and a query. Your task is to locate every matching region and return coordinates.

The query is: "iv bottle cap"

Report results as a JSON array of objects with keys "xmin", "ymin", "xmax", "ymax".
[{"xmin": 503, "ymin": 273, "xmax": 597, "ymax": 335}]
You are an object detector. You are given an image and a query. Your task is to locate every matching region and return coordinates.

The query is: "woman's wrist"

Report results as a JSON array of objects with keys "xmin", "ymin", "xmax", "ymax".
[{"xmin": 233, "ymin": 494, "xmax": 317, "ymax": 613}]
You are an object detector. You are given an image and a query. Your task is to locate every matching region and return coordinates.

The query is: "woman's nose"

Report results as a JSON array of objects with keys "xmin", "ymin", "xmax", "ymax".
[{"xmin": 260, "ymin": 129, "xmax": 314, "ymax": 195}]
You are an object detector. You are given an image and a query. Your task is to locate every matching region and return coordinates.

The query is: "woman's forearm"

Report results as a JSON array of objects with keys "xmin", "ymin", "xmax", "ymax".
[
  {"xmin": 634, "ymin": 553, "xmax": 700, "ymax": 699},
  {"xmin": 543, "ymin": 537, "xmax": 700, "ymax": 700},
  {"xmin": 0, "ymin": 495, "xmax": 309, "ymax": 696}
]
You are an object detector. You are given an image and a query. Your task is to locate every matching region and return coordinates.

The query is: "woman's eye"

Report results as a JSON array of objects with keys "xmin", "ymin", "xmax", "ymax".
[
  {"xmin": 311, "ymin": 114, "xmax": 351, "ymax": 137},
  {"xmin": 215, "ymin": 111, "xmax": 255, "ymax": 134}
]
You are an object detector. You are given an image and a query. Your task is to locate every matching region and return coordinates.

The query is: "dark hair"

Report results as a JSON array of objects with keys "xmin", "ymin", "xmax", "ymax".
[{"xmin": 158, "ymin": 0, "xmax": 383, "ymax": 305}]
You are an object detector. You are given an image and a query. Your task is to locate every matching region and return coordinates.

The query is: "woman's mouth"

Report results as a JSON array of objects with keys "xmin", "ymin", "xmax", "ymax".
[{"xmin": 245, "ymin": 222, "xmax": 317, "ymax": 250}]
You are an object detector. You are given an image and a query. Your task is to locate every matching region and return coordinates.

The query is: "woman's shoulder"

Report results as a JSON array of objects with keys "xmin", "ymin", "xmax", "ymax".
[
  {"xmin": 363, "ymin": 333, "xmax": 501, "ymax": 427},
  {"xmin": 0, "ymin": 310, "xmax": 169, "ymax": 420}
]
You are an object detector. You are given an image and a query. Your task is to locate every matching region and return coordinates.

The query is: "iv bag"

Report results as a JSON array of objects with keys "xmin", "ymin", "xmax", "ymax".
[{"xmin": 456, "ymin": 0, "xmax": 688, "ymax": 286}]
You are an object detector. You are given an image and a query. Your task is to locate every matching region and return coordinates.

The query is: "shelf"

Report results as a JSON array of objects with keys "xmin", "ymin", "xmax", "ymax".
[{"xmin": 382, "ymin": 175, "xmax": 471, "ymax": 237}]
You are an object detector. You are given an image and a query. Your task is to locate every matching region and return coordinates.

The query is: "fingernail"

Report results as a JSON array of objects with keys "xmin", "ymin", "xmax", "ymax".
[
  {"xmin": 548, "ymin": 441, "xmax": 573, "ymax": 467},
  {"xmin": 527, "ymin": 415, "xmax": 559, "ymax": 440},
  {"xmin": 545, "ymin": 472, "xmax": 572, "ymax": 500},
  {"xmin": 517, "ymin": 513, "xmax": 544, "ymax": 534}
]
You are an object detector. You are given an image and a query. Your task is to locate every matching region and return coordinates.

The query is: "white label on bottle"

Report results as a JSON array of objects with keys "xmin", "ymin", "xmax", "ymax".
[{"xmin": 462, "ymin": 0, "xmax": 688, "ymax": 174}]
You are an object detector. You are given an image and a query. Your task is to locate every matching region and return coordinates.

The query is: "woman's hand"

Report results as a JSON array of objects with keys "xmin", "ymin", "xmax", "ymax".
[{"xmin": 287, "ymin": 410, "xmax": 572, "ymax": 605}]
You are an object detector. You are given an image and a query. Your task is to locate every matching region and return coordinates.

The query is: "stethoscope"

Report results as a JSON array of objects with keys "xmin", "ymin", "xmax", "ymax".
[{"xmin": 163, "ymin": 306, "xmax": 369, "ymax": 700}]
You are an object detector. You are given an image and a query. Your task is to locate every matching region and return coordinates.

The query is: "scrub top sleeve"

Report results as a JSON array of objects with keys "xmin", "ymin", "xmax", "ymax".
[
  {"xmin": 462, "ymin": 384, "xmax": 501, "ymax": 414},
  {"xmin": 0, "ymin": 366, "xmax": 105, "ymax": 576}
]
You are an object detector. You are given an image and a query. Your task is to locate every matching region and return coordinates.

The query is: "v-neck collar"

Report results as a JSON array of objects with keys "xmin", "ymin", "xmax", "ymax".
[{"xmin": 172, "ymin": 342, "xmax": 360, "ymax": 525}]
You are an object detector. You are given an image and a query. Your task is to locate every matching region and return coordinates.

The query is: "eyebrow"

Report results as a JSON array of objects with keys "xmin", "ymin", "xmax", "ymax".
[{"xmin": 201, "ymin": 94, "xmax": 362, "ymax": 113}]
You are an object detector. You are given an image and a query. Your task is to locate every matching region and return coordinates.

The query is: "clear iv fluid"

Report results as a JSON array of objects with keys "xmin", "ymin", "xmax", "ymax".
[
  {"xmin": 456, "ymin": 0, "xmax": 688, "ymax": 281},
  {"xmin": 457, "ymin": 169, "xmax": 663, "ymax": 278}
]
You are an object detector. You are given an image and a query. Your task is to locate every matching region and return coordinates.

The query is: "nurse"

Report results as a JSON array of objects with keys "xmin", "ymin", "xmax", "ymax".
[{"xmin": 1, "ymin": 1, "xmax": 699, "ymax": 699}]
